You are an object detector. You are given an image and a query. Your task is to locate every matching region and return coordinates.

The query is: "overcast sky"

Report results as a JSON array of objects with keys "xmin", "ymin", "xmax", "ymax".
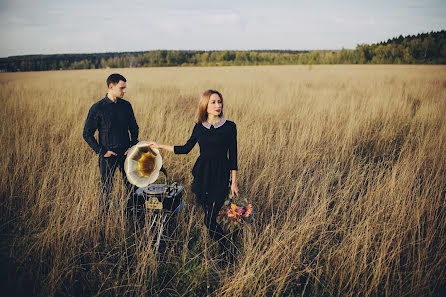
[{"xmin": 1, "ymin": 0, "xmax": 445, "ymax": 57}]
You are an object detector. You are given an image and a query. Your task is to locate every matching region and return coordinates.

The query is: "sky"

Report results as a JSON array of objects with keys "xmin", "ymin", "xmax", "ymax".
[{"xmin": 0, "ymin": 0, "xmax": 445, "ymax": 57}]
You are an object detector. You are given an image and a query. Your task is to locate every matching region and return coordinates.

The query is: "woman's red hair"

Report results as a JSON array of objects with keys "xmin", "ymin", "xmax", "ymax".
[{"xmin": 197, "ymin": 90, "xmax": 224, "ymax": 123}]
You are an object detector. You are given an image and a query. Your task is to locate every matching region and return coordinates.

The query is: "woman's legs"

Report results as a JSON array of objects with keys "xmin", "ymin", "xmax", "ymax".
[
  {"xmin": 196, "ymin": 191, "xmax": 226, "ymax": 240},
  {"xmin": 203, "ymin": 199, "xmax": 225, "ymax": 241},
  {"xmin": 197, "ymin": 191, "xmax": 233, "ymax": 261}
]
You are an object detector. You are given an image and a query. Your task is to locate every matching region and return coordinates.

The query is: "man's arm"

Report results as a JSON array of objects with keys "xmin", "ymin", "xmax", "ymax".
[
  {"xmin": 128, "ymin": 103, "xmax": 139, "ymax": 146},
  {"xmin": 83, "ymin": 105, "xmax": 104, "ymax": 154}
]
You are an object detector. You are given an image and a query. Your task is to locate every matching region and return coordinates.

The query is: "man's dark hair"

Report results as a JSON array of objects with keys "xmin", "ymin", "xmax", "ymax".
[{"xmin": 107, "ymin": 73, "xmax": 126, "ymax": 88}]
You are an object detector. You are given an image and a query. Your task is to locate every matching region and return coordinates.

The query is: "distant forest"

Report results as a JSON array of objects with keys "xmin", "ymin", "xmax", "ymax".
[{"xmin": 1, "ymin": 30, "xmax": 445, "ymax": 72}]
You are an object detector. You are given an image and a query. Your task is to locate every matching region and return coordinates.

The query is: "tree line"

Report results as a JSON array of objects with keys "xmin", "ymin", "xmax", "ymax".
[{"xmin": 1, "ymin": 30, "xmax": 445, "ymax": 72}]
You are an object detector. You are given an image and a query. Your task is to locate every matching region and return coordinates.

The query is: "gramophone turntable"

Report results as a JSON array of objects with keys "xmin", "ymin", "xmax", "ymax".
[{"xmin": 125, "ymin": 141, "xmax": 185, "ymax": 213}]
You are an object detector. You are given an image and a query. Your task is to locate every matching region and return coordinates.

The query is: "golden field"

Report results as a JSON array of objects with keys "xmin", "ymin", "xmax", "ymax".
[{"xmin": 0, "ymin": 65, "xmax": 445, "ymax": 296}]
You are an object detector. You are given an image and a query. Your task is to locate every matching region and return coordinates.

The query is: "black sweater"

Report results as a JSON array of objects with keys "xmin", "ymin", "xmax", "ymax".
[
  {"xmin": 83, "ymin": 95, "xmax": 139, "ymax": 155},
  {"xmin": 174, "ymin": 120, "xmax": 237, "ymax": 171}
]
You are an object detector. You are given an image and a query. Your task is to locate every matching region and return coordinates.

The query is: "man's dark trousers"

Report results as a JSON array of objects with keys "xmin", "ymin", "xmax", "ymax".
[{"xmin": 98, "ymin": 151, "xmax": 141, "ymax": 212}]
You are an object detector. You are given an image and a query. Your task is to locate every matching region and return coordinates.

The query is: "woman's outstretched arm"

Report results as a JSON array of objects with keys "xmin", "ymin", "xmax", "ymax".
[
  {"xmin": 148, "ymin": 124, "xmax": 198, "ymax": 154},
  {"xmin": 148, "ymin": 142, "xmax": 174, "ymax": 152},
  {"xmin": 150, "ymin": 124, "xmax": 199, "ymax": 155}
]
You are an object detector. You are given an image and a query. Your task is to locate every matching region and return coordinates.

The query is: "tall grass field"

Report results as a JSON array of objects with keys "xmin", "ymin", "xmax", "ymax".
[{"xmin": 1, "ymin": 65, "xmax": 445, "ymax": 296}]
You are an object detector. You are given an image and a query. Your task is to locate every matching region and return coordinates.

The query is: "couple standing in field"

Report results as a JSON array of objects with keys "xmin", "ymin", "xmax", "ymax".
[{"xmin": 83, "ymin": 73, "xmax": 239, "ymax": 242}]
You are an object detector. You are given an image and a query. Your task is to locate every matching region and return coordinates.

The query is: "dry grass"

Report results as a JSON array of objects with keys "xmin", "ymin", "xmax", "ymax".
[{"xmin": 0, "ymin": 65, "xmax": 445, "ymax": 296}]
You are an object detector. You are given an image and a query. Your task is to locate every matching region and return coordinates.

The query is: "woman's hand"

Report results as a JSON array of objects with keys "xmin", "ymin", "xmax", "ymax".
[
  {"xmin": 147, "ymin": 141, "xmax": 160, "ymax": 149},
  {"xmin": 147, "ymin": 142, "xmax": 174, "ymax": 152},
  {"xmin": 231, "ymin": 182, "xmax": 239, "ymax": 197}
]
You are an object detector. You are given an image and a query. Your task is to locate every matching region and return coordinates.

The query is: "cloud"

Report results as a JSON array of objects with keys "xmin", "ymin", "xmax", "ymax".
[
  {"xmin": 331, "ymin": 14, "xmax": 377, "ymax": 26},
  {"xmin": 47, "ymin": 10, "xmax": 65, "ymax": 14},
  {"xmin": 151, "ymin": 9, "xmax": 244, "ymax": 34},
  {"xmin": 1, "ymin": 0, "xmax": 446, "ymax": 56},
  {"xmin": 334, "ymin": 17, "xmax": 345, "ymax": 24}
]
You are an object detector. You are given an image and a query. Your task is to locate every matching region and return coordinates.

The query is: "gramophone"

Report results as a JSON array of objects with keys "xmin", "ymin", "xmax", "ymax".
[{"xmin": 124, "ymin": 141, "xmax": 184, "ymax": 212}]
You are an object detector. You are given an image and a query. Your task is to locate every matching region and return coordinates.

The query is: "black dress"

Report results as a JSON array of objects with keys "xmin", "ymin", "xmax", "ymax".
[{"xmin": 174, "ymin": 118, "xmax": 238, "ymax": 206}]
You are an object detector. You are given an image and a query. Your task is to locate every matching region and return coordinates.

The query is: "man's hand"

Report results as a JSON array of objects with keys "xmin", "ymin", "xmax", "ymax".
[{"xmin": 104, "ymin": 151, "xmax": 117, "ymax": 157}]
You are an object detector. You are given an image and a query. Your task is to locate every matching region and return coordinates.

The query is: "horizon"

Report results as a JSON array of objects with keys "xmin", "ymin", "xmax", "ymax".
[{"xmin": 1, "ymin": 30, "xmax": 441, "ymax": 59}]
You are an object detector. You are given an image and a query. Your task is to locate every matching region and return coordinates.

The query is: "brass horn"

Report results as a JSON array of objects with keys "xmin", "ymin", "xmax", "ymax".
[{"xmin": 124, "ymin": 141, "xmax": 163, "ymax": 187}]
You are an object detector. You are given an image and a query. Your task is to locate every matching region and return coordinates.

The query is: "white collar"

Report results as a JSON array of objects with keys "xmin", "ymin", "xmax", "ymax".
[{"xmin": 202, "ymin": 117, "xmax": 226, "ymax": 129}]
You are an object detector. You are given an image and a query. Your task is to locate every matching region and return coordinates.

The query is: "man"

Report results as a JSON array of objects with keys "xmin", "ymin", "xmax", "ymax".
[{"xmin": 83, "ymin": 73, "xmax": 139, "ymax": 212}]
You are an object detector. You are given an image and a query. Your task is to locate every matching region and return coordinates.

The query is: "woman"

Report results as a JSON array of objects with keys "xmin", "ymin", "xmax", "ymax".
[{"xmin": 148, "ymin": 90, "xmax": 238, "ymax": 241}]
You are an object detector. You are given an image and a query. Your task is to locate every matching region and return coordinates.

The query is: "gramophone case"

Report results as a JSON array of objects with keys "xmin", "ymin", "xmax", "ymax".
[{"xmin": 135, "ymin": 183, "xmax": 184, "ymax": 212}]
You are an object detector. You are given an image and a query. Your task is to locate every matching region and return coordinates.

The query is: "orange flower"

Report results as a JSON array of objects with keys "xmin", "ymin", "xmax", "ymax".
[
  {"xmin": 231, "ymin": 203, "xmax": 243, "ymax": 216},
  {"xmin": 244, "ymin": 204, "xmax": 252, "ymax": 217},
  {"xmin": 227, "ymin": 207, "xmax": 235, "ymax": 217}
]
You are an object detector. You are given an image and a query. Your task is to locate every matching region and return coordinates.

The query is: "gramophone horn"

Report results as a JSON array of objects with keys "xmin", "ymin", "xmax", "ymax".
[{"xmin": 124, "ymin": 141, "xmax": 163, "ymax": 187}]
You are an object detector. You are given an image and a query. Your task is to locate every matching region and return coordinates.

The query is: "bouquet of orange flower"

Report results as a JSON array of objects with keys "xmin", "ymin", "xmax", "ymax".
[{"xmin": 217, "ymin": 194, "xmax": 253, "ymax": 232}]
